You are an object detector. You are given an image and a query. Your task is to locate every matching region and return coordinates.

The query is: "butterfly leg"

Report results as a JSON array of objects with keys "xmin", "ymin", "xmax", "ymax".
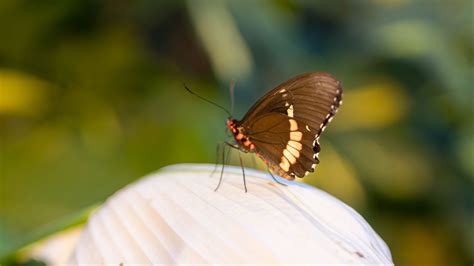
[
  {"xmin": 267, "ymin": 168, "xmax": 287, "ymax": 186},
  {"xmin": 221, "ymin": 141, "xmax": 248, "ymax": 193},
  {"xmin": 210, "ymin": 142, "xmax": 222, "ymax": 178},
  {"xmin": 238, "ymin": 153, "xmax": 247, "ymax": 193},
  {"xmin": 214, "ymin": 142, "xmax": 227, "ymax": 192},
  {"xmin": 214, "ymin": 141, "xmax": 235, "ymax": 191},
  {"xmin": 224, "ymin": 141, "xmax": 243, "ymax": 151}
]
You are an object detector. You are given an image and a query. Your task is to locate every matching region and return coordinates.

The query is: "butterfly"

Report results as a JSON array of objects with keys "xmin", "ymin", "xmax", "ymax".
[
  {"xmin": 185, "ymin": 72, "xmax": 343, "ymax": 191},
  {"xmin": 225, "ymin": 72, "xmax": 343, "ymax": 181}
]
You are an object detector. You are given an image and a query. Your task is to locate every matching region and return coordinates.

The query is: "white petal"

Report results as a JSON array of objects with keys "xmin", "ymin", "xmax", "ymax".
[
  {"xmin": 28, "ymin": 227, "xmax": 82, "ymax": 265},
  {"xmin": 67, "ymin": 164, "xmax": 393, "ymax": 265}
]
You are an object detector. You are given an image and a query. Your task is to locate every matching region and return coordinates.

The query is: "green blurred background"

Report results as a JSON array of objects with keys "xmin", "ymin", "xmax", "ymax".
[{"xmin": 0, "ymin": 0, "xmax": 472, "ymax": 265}]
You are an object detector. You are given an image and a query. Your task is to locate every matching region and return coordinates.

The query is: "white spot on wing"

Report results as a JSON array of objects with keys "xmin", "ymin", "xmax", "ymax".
[
  {"xmin": 289, "ymin": 119, "xmax": 298, "ymax": 131},
  {"xmin": 287, "ymin": 105, "xmax": 294, "ymax": 118},
  {"xmin": 286, "ymin": 144, "xmax": 300, "ymax": 158},
  {"xmin": 279, "ymin": 156, "xmax": 290, "ymax": 171},
  {"xmin": 288, "ymin": 140, "xmax": 302, "ymax": 150},
  {"xmin": 290, "ymin": 131, "xmax": 302, "ymax": 141},
  {"xmin": 306, "ymin": 125, "xmax": 311, "ymax": 131},
  {"xmin": 283, "ymin": 150, "xmax": 296, "ymax": 164}
]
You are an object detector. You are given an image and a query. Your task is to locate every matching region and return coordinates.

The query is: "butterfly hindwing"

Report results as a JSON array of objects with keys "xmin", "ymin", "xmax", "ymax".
[{"xmin": 245, "ymin": 113, "xmax": 316, "ymax": 179}]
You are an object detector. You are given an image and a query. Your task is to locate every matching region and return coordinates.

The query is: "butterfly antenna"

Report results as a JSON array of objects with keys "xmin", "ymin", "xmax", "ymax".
[
  {"xmin": 184, "ymin": 83, "xmax": 231, "ymax": 117},
  {"xmin": 229, "ymin": 79, "xmax": 236, "ymax": 116}
]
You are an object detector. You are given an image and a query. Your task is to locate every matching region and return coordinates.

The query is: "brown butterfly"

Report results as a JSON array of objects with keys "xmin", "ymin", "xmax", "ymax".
[{"xmin": 186, "ymin": 72, "xmax": 343, "ymax": 191}]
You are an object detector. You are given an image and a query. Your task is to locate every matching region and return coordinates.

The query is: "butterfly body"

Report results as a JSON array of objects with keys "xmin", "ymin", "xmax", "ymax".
[{"xmin": 227, "ymin": 72, "xmax": 343, "ymax": 181}]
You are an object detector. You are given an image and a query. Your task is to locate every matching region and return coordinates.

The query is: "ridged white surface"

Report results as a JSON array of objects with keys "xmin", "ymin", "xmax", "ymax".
[
  {"xmin": 69, "ymin": 163, "xmax": 393, "ymax": 265},
  {"xmin": 28, "ymin": 227, "xmax": 82, "ymax": 265}
]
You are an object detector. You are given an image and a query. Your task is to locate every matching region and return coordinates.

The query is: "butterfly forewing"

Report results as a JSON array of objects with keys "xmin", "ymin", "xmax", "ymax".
[{"xmin": 236, "ymin": 72, "xmax": 342, "ymax": 179}]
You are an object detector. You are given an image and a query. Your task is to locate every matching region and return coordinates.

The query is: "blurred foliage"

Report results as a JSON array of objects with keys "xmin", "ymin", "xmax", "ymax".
[{"xmin": 0, "ymin": 0, "xmax": 472, "ymax": 265}]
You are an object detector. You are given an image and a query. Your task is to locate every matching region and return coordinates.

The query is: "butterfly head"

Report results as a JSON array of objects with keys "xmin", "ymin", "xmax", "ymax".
[{"xmin": 226, "ymin": 118, "xmax": 237, "ymax": 134}]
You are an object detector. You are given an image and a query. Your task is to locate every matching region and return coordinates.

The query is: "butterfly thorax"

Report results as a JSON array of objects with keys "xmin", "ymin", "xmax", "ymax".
[{"xmin": 226, "ymin": 118, "xmax": 255, "ymax": 152}]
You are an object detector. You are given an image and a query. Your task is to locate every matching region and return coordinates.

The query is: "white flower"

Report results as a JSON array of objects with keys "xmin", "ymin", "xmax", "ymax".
[{"xmin": 32, "ymin": 163, "xmax": 393, "ymax": 265}]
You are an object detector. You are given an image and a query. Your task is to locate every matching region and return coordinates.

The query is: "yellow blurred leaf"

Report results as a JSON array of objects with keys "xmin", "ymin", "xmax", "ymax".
[
  {"xmin": 334, "ymin": 79, "xmax": 408, "ymax": 130},
  {"xmin": 0, "ymin": 69, "xmax": 50, "ymax": 116},
  {"xmin": 347, "ymin": 136, "xmax": 433, "ymax": 199},
  {"xmin": 397, "ymin": 222, "xmax": 455, "ymax": 266}
]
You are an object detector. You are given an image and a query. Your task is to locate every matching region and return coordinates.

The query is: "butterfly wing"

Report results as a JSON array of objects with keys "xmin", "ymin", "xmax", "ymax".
[
  {"xmin": 245, "ymin": 113, "xmax": 318, "ymax": 179},
  {"xmin": 237, "ymin": 72, "xmax": 343, "ymax": 178}
]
